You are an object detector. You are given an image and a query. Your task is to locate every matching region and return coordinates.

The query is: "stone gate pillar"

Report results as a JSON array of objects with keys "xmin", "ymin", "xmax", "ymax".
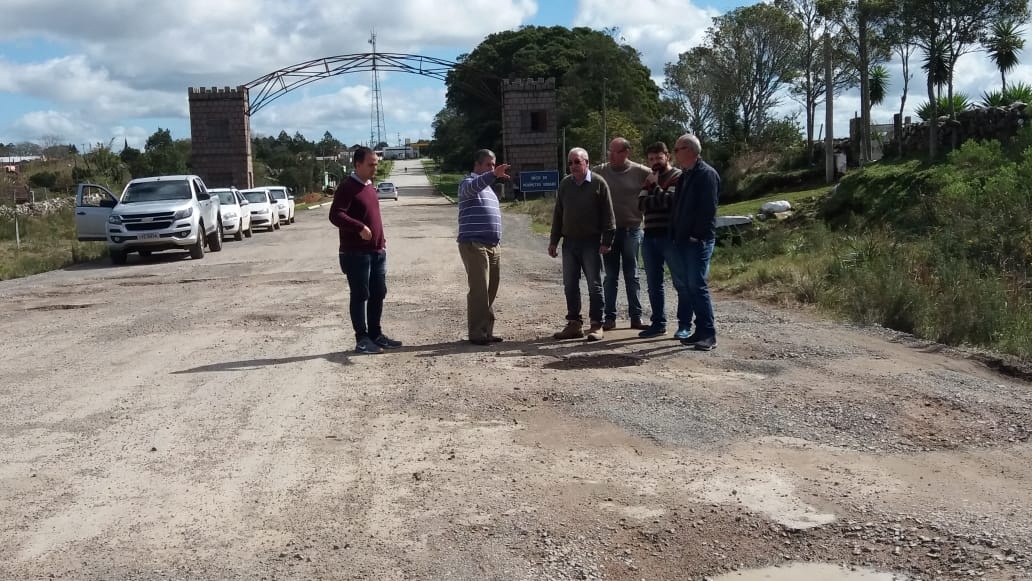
[
  {"xmin": 502, "ymin": 78, "xmax": 558, "ymax": 199},
  {"xmin": 188, "ymin": 86, "xmax": 254, "ymax": 189}
]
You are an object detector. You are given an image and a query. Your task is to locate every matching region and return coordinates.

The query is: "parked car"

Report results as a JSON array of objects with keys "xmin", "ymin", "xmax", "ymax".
[
  {"xmin": 75, "ymin": 175, "xmax": 222, "ymax": 264},
  {"xmin": 240, "ymin": 188, "xmax": 279, "ymax": 232},
  {"xmin": 260, "ymin": 186, "xmax": 295, "ymax": 224},
  {"xmin": 376, "ymin": 181, "xmax": 399, "ymax": 201},
  {"xmin": 211, "ymin": 187, "xmax": 253, "ymax": 241}
]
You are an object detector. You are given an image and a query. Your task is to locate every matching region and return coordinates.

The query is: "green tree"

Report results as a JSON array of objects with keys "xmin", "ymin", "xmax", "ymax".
[
  {"xmin": 869, "ymin": 64, "xmax": 890, "ymax": 105},
  {"xmin": 438, "ymin": 26, "xmax": 661, "ymax": 171},
  {"xmin": 663, "ymin": 47, "xmax": 725, "ymax": 143},
  {"xmin": 84, "ymin": 142, "xmax": 126, "ymax": 185},
  {"xmin": 818, "ymin": 0, "xmax": 893, "ymax": 164},
  {"xmin": 566, "ymin": 110, "xmax": 642, "ymax": 164},
  {"xmin": 777, "ymin": 0, "xmax": 858, "ymax": 153},
  {"xmin": 120, "ymin": 144, "xmax": 150, "ymax": 178},
  {"xmin": 316, "ymin": 131, "xmax": 343, "ymax": 157},
  {"xmin": 897, "ymin": 0, "xmax": 1028, "ymax": 158},
  {"xmin": 143, "ymin": 128, "xmax": 187, "ymax": 175},
  {"xmin": 705, "ymin": 3, "xmax": 804, "ymax": 145},
  {"xmin": 985, "ymin": 19, "xmax": 1026, "ymax": 90}
]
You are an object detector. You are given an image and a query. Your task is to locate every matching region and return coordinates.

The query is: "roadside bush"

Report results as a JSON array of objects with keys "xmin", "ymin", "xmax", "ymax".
[
  {"xmin": 731, "ymin": 168, "xmax": 824, "ymax": 203},
  {"xmin": 818, "ymin": 160, "xmax": 934, "ymax": 232}
]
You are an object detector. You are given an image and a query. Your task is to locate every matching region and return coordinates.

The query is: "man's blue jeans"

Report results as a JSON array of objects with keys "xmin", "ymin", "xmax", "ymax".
[
  {"xmin": 667, "ymin": 239, "xmax": 716, "ymax": 338},
  {"xmin": 339, "ymin": 251, "xmax": 387, "ymax": 341},
  {"xmin": 561, "ymin": 240, "xmax": 604, "ymax": 324},
  {"xmin": 603, "ymin": 227, "xmax": 643, "ymax": 322},
  {"xmin": 641, "ymin": 233, "xmax": 692, "ymax": 329}
]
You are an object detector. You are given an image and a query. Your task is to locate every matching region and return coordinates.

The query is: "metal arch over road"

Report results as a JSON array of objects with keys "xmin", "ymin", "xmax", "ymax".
[{"xmin": 243, "ymin": 52, "xmax": 496, "ymax": 115}]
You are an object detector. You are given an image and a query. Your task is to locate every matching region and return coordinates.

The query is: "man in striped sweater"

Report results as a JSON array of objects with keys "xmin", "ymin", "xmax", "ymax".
[
  {"xmin": 637, "ymin": 142, "xmax": 685, "ymax": 338},
  {"xmin": 457, "ymin": 149, "xmax": 511, "ymax": 345}
]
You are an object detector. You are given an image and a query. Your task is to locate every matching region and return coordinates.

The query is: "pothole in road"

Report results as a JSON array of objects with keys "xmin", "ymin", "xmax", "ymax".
[
  {"xmin": 28, "ymin": 304, "xmax": 94, "ymax": 311},
  {"xmin": 711, "ymin": 563, "xmax": 906, "ymax": 581},
  {"xmin": 545, "ymin": 353, "xmax": 645, "ymax": 370}
]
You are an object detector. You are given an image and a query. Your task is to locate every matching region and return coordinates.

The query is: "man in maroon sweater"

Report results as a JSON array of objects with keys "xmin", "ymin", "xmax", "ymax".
[{"xmin": 328, "ymin": 147, "xmax": 402, "ymax": 354}]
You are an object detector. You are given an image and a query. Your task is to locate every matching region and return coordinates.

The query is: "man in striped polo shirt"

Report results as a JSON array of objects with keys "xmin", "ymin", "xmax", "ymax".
[{"xmin": 457, "ymin": 149, "xmax": 510, "ymax": 345}]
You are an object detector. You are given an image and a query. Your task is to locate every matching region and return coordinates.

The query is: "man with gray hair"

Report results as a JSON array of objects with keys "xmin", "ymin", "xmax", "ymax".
[
  {"xmin": 549, "ymin": 147, "xmax": 616, "ymax": 341},
  {"xmin": 669, "ymin": 134, "xmax": 720, "ymax": 351},
  {"xmin": 457, "ymin": 149, "xmax": 510, "ymax": 345}
]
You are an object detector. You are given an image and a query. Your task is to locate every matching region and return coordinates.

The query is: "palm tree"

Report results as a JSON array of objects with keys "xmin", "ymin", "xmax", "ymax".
[
  {"xmin": 869, "ymin": 65, "xmax": 890, "ymax": 106},
  {"xmin": 986, "ymin": 20, "xmax": 1025, "ymax": 90},
  {"xmin": 922, "ymin": 39, "xmax": 950, "ymax": 100}
]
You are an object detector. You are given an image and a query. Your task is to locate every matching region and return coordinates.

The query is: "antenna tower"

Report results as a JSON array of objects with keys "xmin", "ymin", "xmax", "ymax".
[{"xmin": 368, "ymin": 30, "xmax": 387, "ymax": 148}]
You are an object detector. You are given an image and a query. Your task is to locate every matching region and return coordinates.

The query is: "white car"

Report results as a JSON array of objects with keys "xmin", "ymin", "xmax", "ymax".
[
  {"xmin": 211, "ymin": 187, "xmax": 253, "ymax": 241},
  {"xmin": 240, "ymin": 188, "xmax": 279, "ymax": 232},
  {"xmin": 376, "ymin": 181, "xmax": 399, "ymax": 201},
  {"xmin": 262, "ymin": 186, "xmax": 295, "ymax": 224}
]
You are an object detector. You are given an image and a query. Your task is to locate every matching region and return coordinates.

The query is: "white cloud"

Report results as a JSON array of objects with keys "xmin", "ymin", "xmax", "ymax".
[
  {"xmin": 573, "ymin": 0, "xmax": 718, "ymax": 73},
  {"xmin": 0, "ymin": 0, "xmax": 538, "ymax": 146}
]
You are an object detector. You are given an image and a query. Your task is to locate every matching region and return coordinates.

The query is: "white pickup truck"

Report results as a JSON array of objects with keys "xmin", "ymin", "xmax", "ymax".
[{"xmin": 75, "ymin": 175, "xmax": 223, "ymax": 265}]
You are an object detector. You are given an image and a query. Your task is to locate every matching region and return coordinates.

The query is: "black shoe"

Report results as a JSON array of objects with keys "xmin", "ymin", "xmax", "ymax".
[
  {"xmin": 469, "ymin": 338, "xmax": 491, "ymax": 346},
  {"xmin": 693, "ymin": 336, "xmax": 717, "ymax": 351},
  {"xmin": 679, "ymin": 332, "xmax": 704, "ymax": 346},
  {"xmin": 489, "ymin": 336, "xmax": 504, "ymax": 343},
  {"xmin": 602, "ymin": 319, "xmax": 617, "ymax": 331},
  {"xmin": 373, "ymin": 334, "xmax": 402, "ymax": 348},
  {"xmin": 355, "ymin": 336, "xmax": 384, "ymax": 354},
  {"xmin": 638, "ymin": 325, "xmax": 667, "ymax": 338}
]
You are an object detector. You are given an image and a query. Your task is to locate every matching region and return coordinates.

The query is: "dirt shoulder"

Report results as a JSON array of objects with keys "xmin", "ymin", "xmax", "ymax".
[{"xmin": 0, "ymin": 160, "xmax": 1029, "ymax": 580}]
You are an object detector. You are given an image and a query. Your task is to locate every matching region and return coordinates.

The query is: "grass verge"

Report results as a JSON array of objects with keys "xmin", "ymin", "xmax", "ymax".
[{"xmin": 0, "ymin": 208, "xmax": 108, "ymax": 280}]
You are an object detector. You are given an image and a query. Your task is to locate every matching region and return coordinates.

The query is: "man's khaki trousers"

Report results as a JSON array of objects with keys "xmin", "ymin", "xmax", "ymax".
[{"xmin": 458, "ymin": 242, "xmax": 500, "ymax": 341}]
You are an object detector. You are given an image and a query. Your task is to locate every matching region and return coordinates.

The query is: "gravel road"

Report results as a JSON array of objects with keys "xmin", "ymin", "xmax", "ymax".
[{"xmin": 1, "ymin": 160, "xmax": 1029, "ymax": 581}]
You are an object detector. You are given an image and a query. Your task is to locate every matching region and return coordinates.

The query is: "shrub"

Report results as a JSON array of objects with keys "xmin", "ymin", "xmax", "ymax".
[{"xmin": 916, "ymin": 94, "xmax": 973, "ymax": 121}]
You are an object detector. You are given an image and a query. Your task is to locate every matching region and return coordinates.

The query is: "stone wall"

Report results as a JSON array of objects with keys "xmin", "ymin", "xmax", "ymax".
[
  {"xmin": 891, "ymin": 102, "xmax": 1031, "ymax": 157},
  {"xmin": 502, "ymin": 78, "xmax": 558, "ymax": 197},
  {"xmin": 188, "ymin": 86, "xmax": 254, "ymax": 189}
]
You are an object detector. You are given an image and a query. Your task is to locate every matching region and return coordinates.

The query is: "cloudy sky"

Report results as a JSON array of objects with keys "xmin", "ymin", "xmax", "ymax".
[{"xmin": 0, "ymin": 0, "xmax": 1028, "ymax": 151}]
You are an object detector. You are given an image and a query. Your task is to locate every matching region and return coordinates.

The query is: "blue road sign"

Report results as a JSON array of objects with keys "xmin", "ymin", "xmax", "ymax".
[{"xmin": 519, "ymin": 170, "xmax": 560, "ymax": 193}]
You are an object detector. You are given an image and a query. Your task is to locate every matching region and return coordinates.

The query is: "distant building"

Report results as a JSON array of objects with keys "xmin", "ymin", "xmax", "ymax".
[
  {"xmin": 0, "ymin": 155, "xmax": 44, "ymax": 165},
  {"xmin": 382, "ymin": 146, "xmax": 414, "ymax": 160}
]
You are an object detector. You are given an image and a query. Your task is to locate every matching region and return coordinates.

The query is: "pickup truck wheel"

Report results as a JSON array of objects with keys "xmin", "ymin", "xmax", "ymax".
[
  {"xmin": 290, "ymin": 214, "xmax": 295, "ymax": 224},
  {"xmin": 110, "ymin": 250, "xmax": 128, "ymax": 265},
  {"xmin": 189, "ymin": 233, "xmax": 205, "ymax": 259},
  {"xmin": 273, "ymin": 220, "xmax": 281, "ymax": 230},
  {"xmin": 234, "ymin": 220, "xmax": 244, "ymax": 241},
  {"xmin": 208, "ymin": 221, "xmax": 224, "ymax": 252},
  {"xmin": 244, "ymin": 224, "xmax": 253, "ymax": 238}
]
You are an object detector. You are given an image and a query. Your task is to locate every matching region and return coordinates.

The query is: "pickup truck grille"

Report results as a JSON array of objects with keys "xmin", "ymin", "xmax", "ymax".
[{"xmin": 121, "ymin": 211, "xmax": 177, "ymax": 231}]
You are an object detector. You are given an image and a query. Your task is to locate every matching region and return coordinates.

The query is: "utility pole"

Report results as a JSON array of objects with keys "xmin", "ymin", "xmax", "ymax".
[
  {"xmin": 368, "ymin": 30, "xmax": 386, "ymax": 149},
  {"xmin": 824, "ymin": 32, "xmax": 834, "ymax": 184}
]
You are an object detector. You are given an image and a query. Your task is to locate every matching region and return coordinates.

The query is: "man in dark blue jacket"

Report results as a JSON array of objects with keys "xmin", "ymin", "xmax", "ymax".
[{"xmin": 669, "ymin": 134, "xmax": 720, "ymax": 351}]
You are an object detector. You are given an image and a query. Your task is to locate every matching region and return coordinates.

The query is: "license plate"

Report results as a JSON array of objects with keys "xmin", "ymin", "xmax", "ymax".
[{"xmin": 139, "ymin": 233, "xmax": 160, "ymax": 240}]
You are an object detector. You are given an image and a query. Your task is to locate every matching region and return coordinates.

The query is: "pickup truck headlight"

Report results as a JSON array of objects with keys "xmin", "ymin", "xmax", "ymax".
[
  {"xmin": 223, "ymin": 212, "xmax": 237, "ymax": 220},
  {"xmin": 173, "ymin": 207, "xmax": 193, "ymax": 219},
  {"xmin": 107, "ymin": 214, "xmax": 123, "ymax": 225}
]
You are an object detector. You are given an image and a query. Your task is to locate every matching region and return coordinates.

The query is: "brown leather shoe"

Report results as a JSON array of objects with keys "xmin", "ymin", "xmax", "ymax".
[
  {"xmin": 586, "ymin": 322, "xmax": 604, "ymax": 342},
  {"xmin": 553, "ymin": 321, "xmax": 584, "ymax": 340},
  {"xmin": 630, "ymin": 318, "xmax": 649, "ymax": 330}
]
